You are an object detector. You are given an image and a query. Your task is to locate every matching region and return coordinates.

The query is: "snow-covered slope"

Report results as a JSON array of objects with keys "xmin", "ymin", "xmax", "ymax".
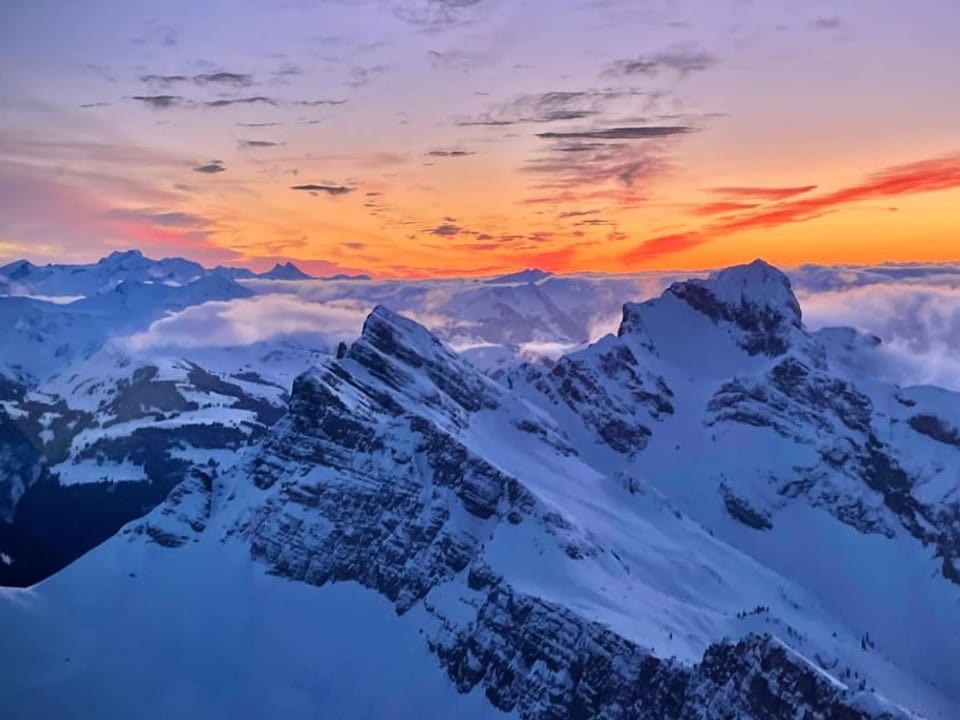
[
  {"xmin": 507, "ymin": 260, "xmax": 960, "ymax": 714},
  {"xmin": 1, "ymin": 295, "xmax": 953, "ymax": 718},
  {"xmin": 0, "ymin": 343, "xmax": 290, "ymax": 587}
]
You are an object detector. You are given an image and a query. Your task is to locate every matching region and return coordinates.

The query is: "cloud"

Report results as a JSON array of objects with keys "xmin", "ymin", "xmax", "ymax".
[
  {"xmin": 558, "ymin": 209, "xmax": 601, "ymax": 219},
  {"xmin": 195, "ymin": 72, "xmax": 254, "ymax": 86},
  {"xmin": 296, "ymin": 99, "xmax": 347, "ymax": 106},
  {"xmin": 346, "ymin": 65, "xmax": 389, "ymax": 88},
  {"xmin": 205, "ymin": 96, "xmax": 278, "ymax": 107},
  {"xmin": 604, "ymin": 50, "xmax": 717, "ymax": 78},
  {"xmin": 523, "ymin": 130, "xmax": 680, "ymax": 206},
  {"xmin": 623, "ymin": 152, "xmax": 960, "ymax": 261},
  {"xmin": 798, "ymin": 280, "xmax": 960, "ymax": 391},
  {"xmin": 239, "ymin": 139, "xmax": 285, "ymax": 149},
  {"xmin": 237, "ymin": 122, "xmax": 281, "ymax": 128},
  {"xmin": 80, "ymin": 102, "xmax": 111, "ymax": 109},
  {"xmin": 455, "ymin": 89, "xmax": 651, "ymax": 127},
  {"xmin": 811, "ymin": 17, "xmax": 843, "ymax": 31},
  {"xmin": 141, "ymin": 72, "xmax": 254, "ymax": 86},
  {"xmin": 690, "ymin": 201, "xmax": 760, "ymax": 216},
  {"xmin": 425, "ymin": 149, "xmax": 475, "ymax": 158},
  {"xmin": 139, "ymin": 74, "xmax": 189, "ymax": 86},
  {"xmin": 393, "ymin": 0, "xmax": 490, "ymax": 30},
  {"xmin": 290, "ymin": 183, "xmax": 354, "ymax": 196},
  {"xmin": 710, "ymin": 185, "xmax": 817, "ymax": 200},
  {"xmin": 131, "ymin": 95, "xmax": 190, "ymax": 109},
  {"xmin": 193, "ymin": 160, "xmax": 226, "ymax": 174},
  {"xmin": 124, "ymin": 295, "xmax": 370, "ymax": 351},
  {"xmin": 427, "ymin": 223, "xmax": 461, "ymax": 236},
  {"xmin": 103, "ymin": 209, "xmax": 210, "ymax": 228},
  {"xmin": 535, "ymin": 126, "xmax": 692, "ymax": 140},
  {"xmin": 602, "ymin": 49, "xmax": 718, "ymax": 78}
]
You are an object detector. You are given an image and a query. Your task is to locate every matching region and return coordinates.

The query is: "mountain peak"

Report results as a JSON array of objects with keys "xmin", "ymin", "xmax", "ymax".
[
  {"xmin": 359, "ymin": 305, "xmax": 446, "ymax": 364},
  {"xmin": 260, "ymin": 261, "xmax": 312, "ymax": 280},
  {"xmin": 102, "ymin": 249, "xmax": 146, "ymax": 264},
  {"xmin": 657, "ymin": 260, "xmax": 802, "ymax": 356},
  {"xmin": 485, "ymin": 268, "xmax": 553, "ymax": 284}
]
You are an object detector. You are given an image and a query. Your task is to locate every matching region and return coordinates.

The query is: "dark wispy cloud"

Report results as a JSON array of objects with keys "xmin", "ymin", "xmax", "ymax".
[
  {"xmin": 523, "ymin": 122, "xmax": 691, "ymax": 206},
  {"xmin": 131, "ymin": 94, "xmax": 190, "ymax": 109},
  {"xmin": 296, "ymin": 99, "xmax": 348, "ymax": 106},
  {"xmin": 80, "ymin": 102, "xmax": 111, "ymax": 109},
  {"xmin": 196, "ymin": 72, "xmax": 253, "ymax": 85},
  {"xmin": 205, "ymin": 96, "xmax": 277, "ymax": 107},
  {"xmin": 193, "ymin": 160, "xmax": 226, "ymax": 174},
  {"xmin": 291, "ymin": 183, "xmax": 354, "ymax": 196},
  {"xmin": 603, "ymin": 49, "xmax": 718, "ymax": 78},
  {"xmin": 558, "ymin": 209, "xmax": 601, "ymax": 219},
  {"xmin": 347, "ymin": 65, "xmax": 389, "ymax": 88},
  {"xmin": 535, "ymin": 126, "xmax": 692, "ymax": 140},
  {"xmin": 393, "ymin": 0, "xmax": 490, "ymax": 30},
  {"xmin": 239, "ymin": 139, "xmax": 285, "ymax": 149},
  {"xmin": 237, "ymin": 121, "xmax": 281, "ymax": 128},
  {"xmin": 455, "ymin": 89, "xmax": 650, "ymax": 127},
  {"xmin": 141, "ymin": 72, "xmax": 253, "ymax": 87},
  {"xmin": 140, "ymin": 74, "xmax": 189, "ymax": 87},
  {"xmin": 425, "ymin": 149, "xmax": 476, "ymax": 158},
  {"xmin": 811, "ymin": 17, "xmax": 843, "ymax": 31},
  {"xmin": 428, "ymin": 222, "xmax": 462, "ymax": 236}
]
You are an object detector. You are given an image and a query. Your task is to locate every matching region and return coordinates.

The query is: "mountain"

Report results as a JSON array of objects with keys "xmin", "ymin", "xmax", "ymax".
[
  {"xmin": 1, "ymin": 263, "xmax": 957, "ymax": 719},
  {"xmin": 484, "ymin": 268, "xmax": 554, "ymax": 284},
  {"xmin": 0, "ymin": 275, "xmax": 253, "ymax": 383},
  {"xmin": 0, "ymin": 250, "xmax": 210, "ymax": 299},
  {"xmin": 259, "ymin": 262, "xmax": 313, "ymax": 280},
  {"xmin": 0, "ymin": 347, "xmax": 288, "ymax": 587}
]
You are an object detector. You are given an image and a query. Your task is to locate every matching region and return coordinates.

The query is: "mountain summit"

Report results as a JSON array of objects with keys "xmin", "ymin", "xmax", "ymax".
[{"xmin": 259, "ymin": 262, "xmax": 313, "ymax": 280}]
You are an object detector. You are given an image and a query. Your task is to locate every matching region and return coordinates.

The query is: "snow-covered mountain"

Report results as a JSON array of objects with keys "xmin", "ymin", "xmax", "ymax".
[
  {"xmin": 259, "ymin": 262, "xmax": 313, "ymax": 281},
  {"xmin": 1, "ymin": 260, "xmax": 957, "ymax": 719}
]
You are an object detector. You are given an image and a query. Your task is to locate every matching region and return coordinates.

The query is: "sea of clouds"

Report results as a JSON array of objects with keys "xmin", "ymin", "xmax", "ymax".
[{"xmin": 120, "ymin": 262, "xmax": 960, "ymax": 390}]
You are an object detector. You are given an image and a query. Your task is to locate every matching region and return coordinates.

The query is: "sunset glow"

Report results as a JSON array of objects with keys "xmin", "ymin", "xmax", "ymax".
[{"xmin": 2, "ymin": 0, "xmax": 959, "ymax": 276}]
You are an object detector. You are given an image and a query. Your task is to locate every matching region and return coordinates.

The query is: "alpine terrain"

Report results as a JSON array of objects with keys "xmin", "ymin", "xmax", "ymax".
[{"xmin": 0, "ymin": 258, "xmax": 958, "ymax": 720}]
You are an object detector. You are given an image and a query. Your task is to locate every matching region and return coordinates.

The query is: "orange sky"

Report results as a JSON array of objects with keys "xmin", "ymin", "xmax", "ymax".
[{"xmin": 1, "ymin": 0, "xmax": 959, "ymax": 277}]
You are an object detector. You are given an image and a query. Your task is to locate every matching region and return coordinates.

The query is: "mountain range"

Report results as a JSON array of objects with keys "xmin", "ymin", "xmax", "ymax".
[{"xmin": 0, "ymin": 254, "xmax": 958, "ymax": 719}]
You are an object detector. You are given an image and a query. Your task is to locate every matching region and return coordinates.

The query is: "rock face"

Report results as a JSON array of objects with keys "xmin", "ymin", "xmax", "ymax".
[{"xmin": 666, "ymin": 259, "xmax": 803, "ymax": 357}]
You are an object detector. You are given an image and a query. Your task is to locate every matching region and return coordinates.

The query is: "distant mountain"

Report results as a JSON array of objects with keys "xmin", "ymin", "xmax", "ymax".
[
  {"xmin": 484, "ymin": 267, "xmax": 554, "ymax": 284},
  {"xmin": 1, "ymin": 261, "xmax": 957, "ymax": 719},
  {"xmin": 259, "ymin": 262, "xmax": 313, "ymax": 280},
  {"xmin": 0, "ymin": 250, "xmax": 209, "ymax": 298}
]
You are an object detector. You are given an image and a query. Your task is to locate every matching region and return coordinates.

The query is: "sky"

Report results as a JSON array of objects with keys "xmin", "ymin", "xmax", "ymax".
[{"xmin": 1, "ymin": 0, "xmax": 959, "ymax": 278}]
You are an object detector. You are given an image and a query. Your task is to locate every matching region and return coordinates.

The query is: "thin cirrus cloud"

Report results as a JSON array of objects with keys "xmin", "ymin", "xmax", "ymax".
[
  {"xmin": 425, "ymin": 150, "xmax": 475, "ymax": 158},
  {"xmin": 623, "ymin": 152, "xmax": 960, "ymax": 262},
  {"xmin": 455, "ymin": 90, "xmax": 642, "ymax": 127},
  {"xmin": 140, "ymin": 72, "xmax": 254, "ymax": 87},
  {"xmin": 239, "ymin": 139, "xmax": 285, "ymax": 149},
  {"xmin": 709, "ymin": 185, "xmax": 818, "ymax": 200},
  {"xmin": 523, "ymin": 126, "xmax": 689, "ymax": 206},
  {"xmin": 290, "ymin": 183, "xmax": 355, "ymax": 196},
  {"xmin": 193, "ymin": 160, "xmax": 226, "ymax": 174},
  {"xmin": 535, "ymin": 126, "xmax": 693, "ymax": 140},
  {"xmin": 602, "ymin": 50, "xmax": 718, "ymax": 77}
]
